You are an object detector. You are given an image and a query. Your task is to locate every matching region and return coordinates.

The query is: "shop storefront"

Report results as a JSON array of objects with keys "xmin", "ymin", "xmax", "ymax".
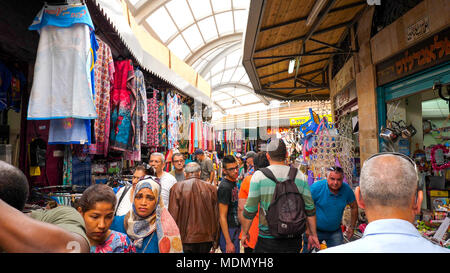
[{"xmin": 375, "ymin": 27, "xmax": 450, "ymax": 232}]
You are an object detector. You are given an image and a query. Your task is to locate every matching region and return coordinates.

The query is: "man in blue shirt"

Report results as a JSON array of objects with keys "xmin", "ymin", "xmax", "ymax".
[
  {"xmin": 302, "ymin": 166, "xmax": 358, "ymax": 252},
  {"xmin": 321, "ymin": 152, "xmax": 450, "ymax": 253}
]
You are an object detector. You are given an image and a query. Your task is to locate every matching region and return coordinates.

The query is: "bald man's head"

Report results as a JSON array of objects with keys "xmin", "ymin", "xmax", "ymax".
[{"xmin": 360, "ymin": 154, "xmax": 418, "ymax": 208}]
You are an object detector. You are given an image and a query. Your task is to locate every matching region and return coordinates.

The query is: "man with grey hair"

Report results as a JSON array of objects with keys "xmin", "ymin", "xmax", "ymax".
[
  {"xmin": 149, "ymin": 152, "xmax": 177, "ymax": 208},
  {"xmin": 168, "ymin": 162, "xmax": 220, "ymax": 253},
  {"xmin": 321, "ymin": 152, "xmax": 450, "ymax": 253}
]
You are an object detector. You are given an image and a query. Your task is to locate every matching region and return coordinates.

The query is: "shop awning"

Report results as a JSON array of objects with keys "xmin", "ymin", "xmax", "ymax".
[
  {"xmin": 243, "ymin": 0, "xmax": 367, "ymax": 101},
  {"xmin": 92, "ymin": 0, "xmax": 213, "ymax": 107}
]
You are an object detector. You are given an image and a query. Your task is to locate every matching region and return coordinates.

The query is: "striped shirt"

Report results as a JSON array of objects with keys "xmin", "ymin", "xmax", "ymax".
[{"xmin": 243, "ymin": 165, "xmax": 316, "ymax": 239}]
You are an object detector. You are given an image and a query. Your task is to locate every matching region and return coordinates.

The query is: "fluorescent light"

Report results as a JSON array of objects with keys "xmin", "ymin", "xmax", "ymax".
[
  {"xmin": 288, "ymin": 59, "xmax": 296, "ymax": 74},
  {"xmin": 306, "ymin": 0, "xmax": 327, "ymax": 26}
]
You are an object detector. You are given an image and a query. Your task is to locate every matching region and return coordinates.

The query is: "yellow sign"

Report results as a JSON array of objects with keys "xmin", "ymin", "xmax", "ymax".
[{"xmin": 289, "ymin": 114, "xmax": 333, "ymax": 127}]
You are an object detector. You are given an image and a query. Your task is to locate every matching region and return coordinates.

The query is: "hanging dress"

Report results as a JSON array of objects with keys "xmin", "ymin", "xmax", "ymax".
[
  {"xmin": 147, "ymin": 89, "xmax": 159, "ymax": 147},
  {"xmin": 89, "ymin": 37, "xmax": 114, "ymax": 156},
  {"xmin": 158, "ymin": 91, "xmax": 167, "ymax": 147},
  {"xmin": 27, "ymin": 4, "xmax": 97, "ymax": 120},
  {"xmin": 110, "ymin": 60, "xmax": 136, "ymax": 152}
]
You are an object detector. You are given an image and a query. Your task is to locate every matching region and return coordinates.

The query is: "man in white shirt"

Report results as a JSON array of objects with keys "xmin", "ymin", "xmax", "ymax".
[
  {"xmin": 321, "ymin": 152, "xmax": 450, "ymax": 253},
  {"xmin": 149, "ymin": 152, "xmax": 177, "ymax": 208}
]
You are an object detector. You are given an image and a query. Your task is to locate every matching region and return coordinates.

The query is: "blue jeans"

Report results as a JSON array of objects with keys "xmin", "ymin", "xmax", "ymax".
[
  {"xmin": 301, "ymin": 229, "xmax": 344, "ymax": 253},
  {"xmin": 220, "ymin": 227, "xmax": 241, "ymax": 253}
]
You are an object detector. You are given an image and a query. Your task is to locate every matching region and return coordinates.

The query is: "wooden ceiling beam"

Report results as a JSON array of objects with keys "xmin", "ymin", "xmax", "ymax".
[
  {"xmin": 254, "ymin": 20, "xmax": 353, "ymax": 54},
  {"xmin": 263, "ymin": 68, "xmax": 324, "ymax": 86},
  {"xmin": 259, "ymin": 1, "xmax": 367, "ymax": 33},
  {"xmin": 253, "ymin": 50, "xmax": 356, "ymax": 59},
  {"xmin": 259, "ymin": 57, "xmax": 329, "ymax": 79},
  {"xmin": 255, "ymin": 46, "xmax": 329, "ymax": 69}
]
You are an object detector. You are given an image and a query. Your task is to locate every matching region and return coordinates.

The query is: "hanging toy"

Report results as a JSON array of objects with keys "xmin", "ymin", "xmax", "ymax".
[
  {"xmin": 431, "ymin": 144, "xmax": 450, "ymax": 171},
  {"xmin": 299, "ymin": 108, "xmax": 321, "ymax": 137}
]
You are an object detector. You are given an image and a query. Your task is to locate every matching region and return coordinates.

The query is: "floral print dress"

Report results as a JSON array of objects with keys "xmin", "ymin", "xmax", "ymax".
[{"xmin": 90, "ymin": 230, "xmax": 136, "ymax": 253}]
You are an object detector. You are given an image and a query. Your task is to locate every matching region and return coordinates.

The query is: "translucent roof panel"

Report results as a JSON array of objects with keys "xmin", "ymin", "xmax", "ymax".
[
  {"xmin": 146, "ymin": 8, "xmax": 178, "ymax": 42},
  {"xmin": 188, "ymin": 0, "xmax": 212, "ymax": 20},
  {"xmin": 165, "ymin": 0, "xmax": 194, "ymax": 30},
  {"xmin": 131, "ymin": 0, "xmax": 273, "ymax": 113},
  {"xmin": 141, "ymin": 0, "xmax": 249, "ymax": 62},
  {"xmin": 183, "ymin": 24, "xmax": 204, "ymax": 51},
  {"xmin": 211, "ymin": 0, "xmax": 232, "ymax": 13}
]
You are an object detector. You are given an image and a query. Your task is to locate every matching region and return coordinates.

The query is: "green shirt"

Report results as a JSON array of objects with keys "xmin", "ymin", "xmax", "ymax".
[
  {"xmin": 30, "ymin": 206, "xmax": 89, "ymax": 246},
  {"xmin": 243, "ymin": 165, "xmax": 315, "ymax": 239}
]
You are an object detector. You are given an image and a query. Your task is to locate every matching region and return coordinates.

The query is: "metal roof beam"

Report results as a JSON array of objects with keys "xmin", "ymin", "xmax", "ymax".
[
  {"xmin": 198, "ymin": 42, "xmax": 241, "ymax": 77},
  {"xmin": 212, "ymin": 83, "xmax": 270, "ymax": 105},
  {"xmin": 185, "ymin": 33, "xmax": 243, "ymax": 65},
  {"xmin": 133, "ymin": 0, "xmax": 167, "ymax": 24}
]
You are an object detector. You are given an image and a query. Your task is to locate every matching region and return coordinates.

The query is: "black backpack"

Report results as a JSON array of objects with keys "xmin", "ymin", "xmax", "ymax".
[{"xmin": 259, "ymin": 167, "xmax": 307, "ymax": 238}]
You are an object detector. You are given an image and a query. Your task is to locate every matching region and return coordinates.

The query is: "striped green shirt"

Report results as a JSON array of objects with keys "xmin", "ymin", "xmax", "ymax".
[{"xmin": 243, "ymin": 165, "xmax": 315, "ymax": 239}]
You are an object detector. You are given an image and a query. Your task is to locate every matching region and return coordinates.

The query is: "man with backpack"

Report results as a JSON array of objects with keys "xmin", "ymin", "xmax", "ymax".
[{"xmin": 241, "ymin": 138, "xmax": 320, "ymax": 253}]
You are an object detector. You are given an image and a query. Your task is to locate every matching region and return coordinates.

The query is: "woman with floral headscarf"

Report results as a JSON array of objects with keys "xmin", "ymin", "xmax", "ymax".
[{"xmin": 110, "ymin": 178, "xmax": 183, "ymax": 253}]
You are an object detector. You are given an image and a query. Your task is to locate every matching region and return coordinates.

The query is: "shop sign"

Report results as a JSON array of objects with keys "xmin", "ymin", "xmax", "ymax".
[
  {"xmin": 376, "ymin": 26, "xmax": 450, "ymax": 86},
  {"xmin": 267, "ymin": 128, "xmax": 290, "ymax": 135},
  {"xmin": 289, "ymin": 114, "xmax": 333, "ymax": 127},
  {"xmin": 334, "ymin": 82, "xmax": 356, "ymax": 110},
  {"xmin": 406, "ymin": 17, "xmax": 430, "ymax": 44}
]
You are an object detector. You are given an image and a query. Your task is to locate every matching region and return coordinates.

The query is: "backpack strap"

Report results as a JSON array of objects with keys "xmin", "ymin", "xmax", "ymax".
[
  {"xmin": 287, "ymin": 167, "xmax": 298, "ymax": 182},
  {"xmin": 115, "ymin": 184, "xmax": 131, "ymax": 216},
  {"xmin": 259, "ymin": 167, "xmax": 279, "ymax": 184},
  {"xmin": 260, "ymin": 167, "xmax": 298, "ymax": 184}
]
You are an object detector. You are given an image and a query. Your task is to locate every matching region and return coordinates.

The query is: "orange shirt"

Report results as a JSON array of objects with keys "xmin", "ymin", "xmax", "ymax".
[{"xmin": 238, "ymin": 175, "xmax": 259, "ymax": 249}]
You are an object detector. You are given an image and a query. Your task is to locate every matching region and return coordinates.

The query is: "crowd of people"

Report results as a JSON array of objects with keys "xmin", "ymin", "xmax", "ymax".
[{"xmin": 0, "ymin": 138, "xmax": 449, "ymax": 253}]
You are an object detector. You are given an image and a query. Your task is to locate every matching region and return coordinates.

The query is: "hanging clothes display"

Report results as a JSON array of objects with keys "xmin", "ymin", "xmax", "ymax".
[
  {"xmin": 110, "ymin": 60, "xmax": 136, "ymax": 152},
  {"xmin": 178, "ymin": 103, "xmax": 191, "ymax": 153},
  {"xmin": 62, "ymin": 145, "xmax": 72, "ymax": 185},
  {"xmin": 89, "ymin": 37, "xmax": 114, "ymax": 156},
  {"xmin": 135, "ymin": 68, "xmax": 148, "ymax": 146},
  {"xmin": 48, "ymin": 118, "xmax": 90, "ymax": 144},
  {"xmin": 158, "ymin": 91, "xmax": 167, "ymax": 147},
  {"xmin": 146, "ymin": 89, "xmax": 159, "ymax": 147},
  {"xmin": 166, "ymin": 92, "xmax": 181, "ymax": 150},
  {"xmin": 27, "ymin": 4, "xmax": 98, "ymax": 120},
  {"xmin": 125, "ymin": 68, "xmax": 146, "ymax": 161},
  {"xmin": 71, "ymin": 145, "xmax": 92, "ymax": 187}
]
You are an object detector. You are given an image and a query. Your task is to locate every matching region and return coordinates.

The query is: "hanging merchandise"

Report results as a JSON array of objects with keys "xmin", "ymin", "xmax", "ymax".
[
  {"xmin": 62, "ymin": 145, "xmax": 72, "ymax": 185},
  {"xmin": 110, "ymin": 60, "xmax": 136, "ymax": 152},
  {"xmin": 158, "ymin": 91, "xmax": 167, "ymax": 147},
  {"xmin": 27, "ymin": 3, "xmax": 98, "ymax": 120},
  {"xmin": 89, "ymin": 37, "xmax": 114, "ymax": 156},
  {"xmin": 166, "ymin": 91, "xmax": 181, "ymax": 150},
  {"xmin": 296, "ymin": 109, "xmax": 355, "ymax": 185},
  {"xmin": 136, "ymin": 68, "xmax": 148, "ymax": 146},
  {"xmin": 125, "ymin": 67, "xmax": 146, "ymax": 161},
  {"xmin": 178, "ymin": 103, "xmax": 191, "ymax": 153},
  {"xmin": 71, "ymin": 145, "xmax": 92, "ymax": 187},
  {"xmin": 48, "ymin": 118, "xmax": 91, "ymax": 145},
  {"xmin": 146, "ymin": 89, "xmax": 159, "ymax": 147}
]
